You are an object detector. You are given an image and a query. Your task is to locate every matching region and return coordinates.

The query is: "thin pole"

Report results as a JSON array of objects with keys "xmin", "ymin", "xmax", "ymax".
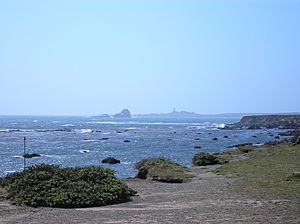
[{"xmin": 23, "ymin": 137, "xmax": 26, "ymax": 170}]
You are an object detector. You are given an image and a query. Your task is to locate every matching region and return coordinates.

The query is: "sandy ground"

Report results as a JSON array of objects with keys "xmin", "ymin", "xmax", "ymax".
[{"xmin": 0, "ymin": 165, "xmax": 299, "ymax": 224}]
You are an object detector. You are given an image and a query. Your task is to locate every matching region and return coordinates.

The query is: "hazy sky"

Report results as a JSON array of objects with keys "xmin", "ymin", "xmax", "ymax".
[{"xmin": 0, "ymin": 0, "xmax": 299, "ymax": 115}]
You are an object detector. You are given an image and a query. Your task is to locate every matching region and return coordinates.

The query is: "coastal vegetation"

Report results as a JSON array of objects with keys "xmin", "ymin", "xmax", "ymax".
[
  {"xmin": 214, "ymin": 142, "xmax": 300, "ymax": 200},
  {"xmin": 135, "ymin": 157, "xmax": 194, "ymax": 183},
  {"xmin": 0, "ymin": 164, "xmax": 136, "ymax": 208},
  {"xmin": 192, "ymin": 152, "xmax": 226, "ymax": 166}
]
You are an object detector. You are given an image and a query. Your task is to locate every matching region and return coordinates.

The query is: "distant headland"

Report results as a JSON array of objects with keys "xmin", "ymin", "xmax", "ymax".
[
  {"xmin": 94, "ymin": 109, "xmax": 299, "ymax": 120},
  {"xmin": 224, "ymin": 114, "xmax": 300, "ymax": 129}
]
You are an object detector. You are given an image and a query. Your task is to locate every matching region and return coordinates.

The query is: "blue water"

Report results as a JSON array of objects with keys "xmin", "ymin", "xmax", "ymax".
[{"xmin": 0, "ymin": 115, "xmax": 287, "ymax": 178}]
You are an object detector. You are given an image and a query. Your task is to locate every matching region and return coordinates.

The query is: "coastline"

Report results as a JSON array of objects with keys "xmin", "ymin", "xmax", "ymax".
[{"xmin": 1, "ymin": 141, "xmax": 299, "ymax": 223}]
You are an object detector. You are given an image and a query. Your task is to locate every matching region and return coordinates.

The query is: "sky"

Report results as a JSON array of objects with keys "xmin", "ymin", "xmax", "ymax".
[{"xmin": 0, "ymin": 0, "xmax": 299, "ymax": 116}]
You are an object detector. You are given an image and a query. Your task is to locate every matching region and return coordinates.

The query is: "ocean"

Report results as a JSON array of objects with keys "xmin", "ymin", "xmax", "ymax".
[{"xmin": 0, "ymin": 115, "xmax": 287, "ymax": 178}]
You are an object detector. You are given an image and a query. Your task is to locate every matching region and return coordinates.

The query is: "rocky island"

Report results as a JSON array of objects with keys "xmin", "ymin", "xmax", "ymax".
[
  {"xmin": 224, "ymin": 114, "xmax": 300, "ymax": 129},
  {"xmin": 113, "ymin": 109, "xmax": 132, "ymax": 118}
]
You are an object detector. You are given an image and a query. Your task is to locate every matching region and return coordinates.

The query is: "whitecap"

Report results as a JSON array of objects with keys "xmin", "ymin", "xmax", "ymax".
[
  {"xmin": 218, "ymin": 123, "xmax": 226, "ymax": 128},
  {"xmin": 62, "ymin": 124, "xmax": 74, "ymax": 127},
  {"xmin": 79, "ymin": 129, "xmax": 93, "ymax": 134},
  {"xmin": 83, "ymin": 139, "xmax": 96, "ymax": 142},
  {"xmin": 33, "ymin": 120, "xmax": 38, "ymax": 123},
  {"xmin": 5, "ymin": 170, "xmax": 16, "ymax": 174}
]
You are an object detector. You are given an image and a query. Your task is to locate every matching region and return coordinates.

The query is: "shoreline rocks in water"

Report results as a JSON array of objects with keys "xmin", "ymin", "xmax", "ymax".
[{"xmin": 224, "ymin": 115, "xmax": 300, "ymax": 129}]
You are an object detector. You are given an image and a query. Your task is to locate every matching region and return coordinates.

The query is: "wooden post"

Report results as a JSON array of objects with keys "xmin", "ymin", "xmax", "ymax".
[{"xmin": 23, "ymin": 137, "xmax": 26, "ymax": 170}]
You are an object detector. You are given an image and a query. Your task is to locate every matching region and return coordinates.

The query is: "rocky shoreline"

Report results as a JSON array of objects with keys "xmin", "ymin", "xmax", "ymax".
[{"xmin": 224, "ymin": 114, "xmax": 300, "ymax": 129}]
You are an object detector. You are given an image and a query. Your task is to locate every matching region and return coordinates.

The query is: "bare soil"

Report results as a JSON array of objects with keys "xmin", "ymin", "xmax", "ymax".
[{"xmin": 0, "ymin": 165, "xmax": 299, "ymax": 224}]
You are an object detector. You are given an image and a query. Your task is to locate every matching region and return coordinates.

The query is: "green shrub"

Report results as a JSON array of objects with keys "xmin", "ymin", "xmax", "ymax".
[
  {"xmin": 192, "ymin": 152, "xmax": 220, "ymax": 166},
  {"xmin": 286, "ymin": 171, "xmax": 300, "ymax": 181},
  {"xmin": 135, "ymin": 157, "xmax": 194, "ymax": 183},
  {"xmin": 1, "ymin": 163, "xmax": 136, "ymax": 208}
]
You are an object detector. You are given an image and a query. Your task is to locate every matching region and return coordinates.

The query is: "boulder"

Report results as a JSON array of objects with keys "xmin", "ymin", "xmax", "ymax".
[
  {"xmin": 100, "ymin": 137, "xmax": 109, "ymax": 140},
  {"xmin": 136, "ymin": 167, "xmax": 148, "ymax": 179},
  {"xmin": 23, "ymin": 153, "xmax": 41, "ymax": 158},
  {"xmin": 101, "ymin": 157, "xmax": 121, "ymax": 164}
]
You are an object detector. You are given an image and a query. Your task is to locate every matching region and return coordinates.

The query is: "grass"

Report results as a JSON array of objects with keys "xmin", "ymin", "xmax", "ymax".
[
  {"xmin": 214, "ymin": 143, "xmax": 300, "ymax": 201},
  {"xmin": 136, "ymin": 157, "xmax": 194, "ymax": 183}
]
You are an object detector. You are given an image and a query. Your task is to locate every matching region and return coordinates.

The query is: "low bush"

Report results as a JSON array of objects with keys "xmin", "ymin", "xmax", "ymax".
[
  {"xmin": 0, "ymin": 163, "xmax": 136, "ymax": 208},
  {"xmin": 135, "ymin": 157, "xmax": 193, "ymax": 183}
]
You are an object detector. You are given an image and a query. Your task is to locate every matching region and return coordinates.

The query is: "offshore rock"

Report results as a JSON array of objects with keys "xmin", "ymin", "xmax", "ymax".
[
  {"xmin": 23, "ymin": 153, "xmax": 41, "ymax": 158},
  {"xmin": 113, "ymin": 109, "xmax": 132, "ymax": 118},
  {"xmin": 101, "ymin": 157, "xmax": 121, "ymax": 164}
]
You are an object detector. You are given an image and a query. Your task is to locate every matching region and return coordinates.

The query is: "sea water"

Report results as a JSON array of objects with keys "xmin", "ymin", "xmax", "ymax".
[{"xmin": 0, "ymin": 115, "xmax": 287, "ymax": 178}]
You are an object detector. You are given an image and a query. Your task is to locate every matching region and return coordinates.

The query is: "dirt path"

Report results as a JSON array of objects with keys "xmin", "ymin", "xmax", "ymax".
[{"xmin": 0, "ymin": 166, "xmax": 299, "ymax": 224}]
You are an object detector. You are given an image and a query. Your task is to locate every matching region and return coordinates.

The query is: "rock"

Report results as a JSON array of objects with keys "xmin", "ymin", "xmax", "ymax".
[
  {"xmin": 23, "ymin": 153, "xmax": 41, "ymax": 158},
  {"xmin": 279, "ymin": 130, "xmax": 300, "ymax": 136},
  {"xmin": 113, "ymin": 109, "xmax": 131, "ymax": 118},
  {"xmin": 116, "ymin": 129, "xmax": 129, "ymax": 133},
  {"xmin": 124, "ymin": 140, "xmax": 130, "ymax": 143},
  {"xmin": 212, "ymin": 138, "xmax": 218, "ymax": 141},
  {"xmin": 274, "ymin": 136, "xmax": 280, "ymax": 139},
  {"xmin": 264, "ymin": 141, "xmax": 279, "ymax": 146},
  {"xmin": 152, "ymin": 176, "xmax": 185, "ymax": 183},
  {"xmin": 286, "ymin": 171, "xmax": 300, "ymax": 181},
  {"xmin": 101, "ymin": 157, "xmax": 121, "ymax": 164},
  {"xmin": 292, "ymin": 136, "xmax": 300, "ymax": 145},
  {"xmin": 100, "ymin": 137, "xmax": 109, "ymax": 140},
  {"xmin": 136, "ymin": 167, "xmax": 148, "ymax": 179},
  {"xmin": 227, "ymin": 143, "xmax": 252, "ymax": 148}
]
